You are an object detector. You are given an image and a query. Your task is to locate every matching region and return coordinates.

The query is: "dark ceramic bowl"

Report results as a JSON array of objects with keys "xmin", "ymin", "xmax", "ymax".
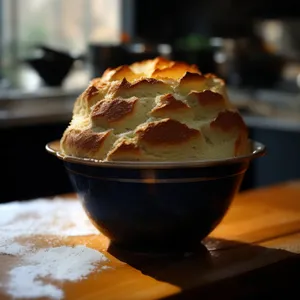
[
  {"xmin": 46, "ymin": 140, "xmax": 265, "ymax": 254},
  {"xmin": 24, "ymin": 46, "xmax": 75, "ymax": 86}
]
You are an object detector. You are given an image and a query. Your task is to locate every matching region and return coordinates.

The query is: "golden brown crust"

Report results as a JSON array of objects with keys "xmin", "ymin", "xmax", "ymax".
[
  {"xmin": 107, "ymin": 140, "xmax": 141, "ymax": 161},
  {"xmin": 176, "ymin": 72, "xmax": 207, "ymax": 95},
  {"xmin": 153, "ymin": 56, "xmax": 174, "ymax": 70},
  {"xmin": 109, "ymin": 78, "xmax": 172, "ymax": 98},
  {"xmin": 204, "ymin": 73, "xmax": 218, "ymax": 79},
  {"xmin": 152, "ymin": 62, "xmax": 200, "ymax": 79},
  {"xmin": 107, "ymin": 78, "xmax": 130, "ymax": 96},
  {"xmin": 92, "ymin": 79, "xmax": 110, "ymax": 91},
  {"xmin": 137, "ymin": 119, "xmax": 200, "ymax": 146},
  {"xmin": 91, "ymin": 97, "xmax": 138, "ymax": 126},
  {"xmin": 73, "ymin": 80, "xmax": 110, "ymax": 116},
  {"xmin": 210, "ymin": 110, "xmax": 247, "ymax": 133},
  {"xmin": 85, "ymin": 85, "xmax": 99, "ymax": 100},
  {"xmin": 61, "ymin": 57, "xmax": 249, "ymax": 161},
  {"xmin": 209, "ymin": 110, "xmax": 248, "ymax": 156},
  {"xmin": 179, "ymin": 72, "xmax": 206, "ymax": 84},
  {"xmin": 234, "ymin": 134, "xmax": 246, "ymax": 156},
  {"xmin": 102, "ymin": 65, "xmax": 142, "ymax": 82},
  {"xmin": 188, "ymin": 90, "xmax": 225, "ymax": 107},
  {"xmin": 151, "ymin": 94, "xmax": 191, "ymax": 117},
  {"xmin": 61, "ymin": 128, "xmax": 112, "ymax": 154},
  {"xmin": 130, "ymin": 56, "xmax": 172, "ymax": 76},
  {"xmin": 131, "ymin": 78, "xmax": 169, "ymax": 89}
]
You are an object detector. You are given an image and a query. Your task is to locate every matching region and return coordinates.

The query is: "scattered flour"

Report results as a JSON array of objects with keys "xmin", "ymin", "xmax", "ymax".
[
  {"xmin": 0, "ymin": 197, "xmax": 109, "ymax": 300},
  {"xmin": 0, "ymin": 197, "xmax": 99, "ymax": 238},
  {"xmin": 7, "ymin": 246, "xmax": 107, "ymax": 300}
]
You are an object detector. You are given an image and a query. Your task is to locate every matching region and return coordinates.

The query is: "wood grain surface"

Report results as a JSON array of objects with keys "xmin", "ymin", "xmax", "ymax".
[{"xmin": 2, "ymin": 180, "xmax": 300, "ymax": 299}]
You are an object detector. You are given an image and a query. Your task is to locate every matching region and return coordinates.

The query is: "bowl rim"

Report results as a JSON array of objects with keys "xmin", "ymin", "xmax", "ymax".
[{"xmin": 45, "ymin": 139, "xmax": 266, "ymax": 169}]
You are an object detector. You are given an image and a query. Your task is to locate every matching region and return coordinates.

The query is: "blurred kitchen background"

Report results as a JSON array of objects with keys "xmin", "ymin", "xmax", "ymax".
[{"xmin": 2, "ymin": 0, "xmax": 300, "ymax": 202}]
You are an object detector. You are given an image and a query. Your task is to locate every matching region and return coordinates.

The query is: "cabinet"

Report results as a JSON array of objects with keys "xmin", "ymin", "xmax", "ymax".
[{"xmin": 248, "ymin": 127, "xmax": 300, "ymax": 188}]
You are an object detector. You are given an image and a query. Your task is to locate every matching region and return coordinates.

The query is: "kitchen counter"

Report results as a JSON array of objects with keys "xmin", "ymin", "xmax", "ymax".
[
  {"xmin": 243, "ymin": 114, "xmax": 300, "ymax": 132},
  {"xmin": 0, "ymin": 91, "xmax": 75, "ymax": 128},
  {"xmin": 229, "ymin": 87, "xmax": 300, "ymax": 132},
  {"xmin": 1, "ymin": 180, "xmax": 300, "ymax": 299}
]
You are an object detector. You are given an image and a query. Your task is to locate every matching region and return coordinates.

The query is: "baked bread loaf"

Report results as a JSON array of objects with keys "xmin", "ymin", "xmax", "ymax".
[{"xmin": 61, "ymin": 57, "xmax": 248, "ymax": 161}]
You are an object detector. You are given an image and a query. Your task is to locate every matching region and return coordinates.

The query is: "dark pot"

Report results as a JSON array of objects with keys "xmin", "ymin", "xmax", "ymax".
[{"xmin": 46, "ymin": 140, "xmax": 265, "ymax": 254}]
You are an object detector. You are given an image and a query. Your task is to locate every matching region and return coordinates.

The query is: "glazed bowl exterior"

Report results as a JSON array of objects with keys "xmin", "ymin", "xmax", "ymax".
[{"xmin": 46, "ymin": 140, "xmax": 265, "ymax": 253}]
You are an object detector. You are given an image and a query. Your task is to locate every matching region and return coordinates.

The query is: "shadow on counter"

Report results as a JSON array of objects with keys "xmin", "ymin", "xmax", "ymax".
[{"xmin": 107, "ymin": 237, "xmax": 300, "ymax": 300}]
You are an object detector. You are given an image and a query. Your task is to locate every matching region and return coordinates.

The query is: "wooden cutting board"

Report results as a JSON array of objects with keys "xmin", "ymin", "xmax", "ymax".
[{"xmin": 2, "ymin": 180, "xmax": 300, "ymax": 300}]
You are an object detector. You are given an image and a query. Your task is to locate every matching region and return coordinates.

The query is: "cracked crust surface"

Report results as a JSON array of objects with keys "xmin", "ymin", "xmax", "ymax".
[{"xmin": 61, "ymin": 57, "xmax": 248, "ymax": 161}]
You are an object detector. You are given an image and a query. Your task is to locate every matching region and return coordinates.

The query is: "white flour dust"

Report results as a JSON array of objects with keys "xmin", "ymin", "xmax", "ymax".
[
  {"xmin": 0, "ymin": 197, "xmax": 109, "ymax": 300},
  {"xmin": 0, "ymin": 197, "xmax": 99, "ymax": 238},
  {"xmin": 6, "ymin": 245, "xmax": 108, "ymax": 300}
]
